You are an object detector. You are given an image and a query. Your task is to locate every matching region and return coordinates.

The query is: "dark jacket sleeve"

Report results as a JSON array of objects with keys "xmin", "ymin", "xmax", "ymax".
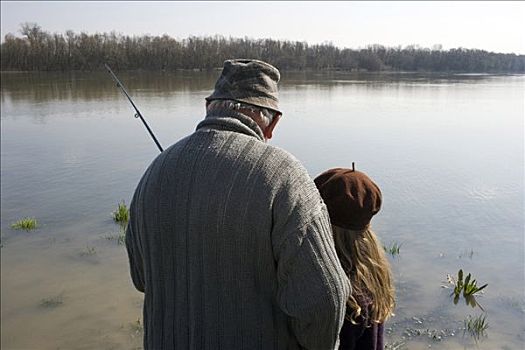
[
  {"xmin": 125, "ymin": 184, "xmax": 146, "ymax": 293},
  {"xmin": 125, "ymin": 219, "xmax": 145, "ymax": 293}
]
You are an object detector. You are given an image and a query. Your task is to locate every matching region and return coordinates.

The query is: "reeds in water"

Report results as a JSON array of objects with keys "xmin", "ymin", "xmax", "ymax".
[
  {"xmin": 79, "ymin": 245, "xmax": 97, "ymax": 256},
  {"xmin": 384, "ymin": 241, "xmax": 402, "ymax": 256},
  {"xmin": 459, "ymin": 249, "xmax": 475, "ymax": 259},
  {"xmin": 129, "ymin": 318, "xmax": 144, "ymax": 336},
  {"xmin": 453, "ymin": 269, "xmax": 488, "ymax": 298},
  {"xmin": 10, "ymin": 217, "xmax": 38, "ymax": 231},
  {"xmin": 105, "ymin": 227, "xmax": 126, "ymax": 245},
  {"xmin": 40, "ymin": 293, "xmax": 64, "ymax": 308},
  {"xmin": 112, "ymin": 201, "xmax": 129, "ymax": 225},
  {"xmin": 446, "ymin": 269, "xmax": 487, "ymax": 309},
  {"xmin": 464, "ymin": 314, "xmax": 488, "ymax": 341}
]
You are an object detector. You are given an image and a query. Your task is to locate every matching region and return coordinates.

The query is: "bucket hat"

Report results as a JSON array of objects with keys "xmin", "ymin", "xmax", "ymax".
[{"xmin": 206, "ymin": 59, "xmax": 281, "ymax": 114}]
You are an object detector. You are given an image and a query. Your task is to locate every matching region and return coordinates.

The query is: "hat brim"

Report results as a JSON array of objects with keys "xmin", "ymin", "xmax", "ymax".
[{"xmin": 206, "ymin": 95, "xmax": 281, "ymax": 115}]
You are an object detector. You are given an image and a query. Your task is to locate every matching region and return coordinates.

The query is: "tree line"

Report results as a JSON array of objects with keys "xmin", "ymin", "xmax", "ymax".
[{"xmin": 2, "ymin": 23, "xmax": 524, "ymax": 73}]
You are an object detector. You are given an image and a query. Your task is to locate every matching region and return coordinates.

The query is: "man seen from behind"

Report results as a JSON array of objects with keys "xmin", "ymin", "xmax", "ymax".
[{"xmin": 125, "ymin": 59, "xmax": 350, "ymax": 350}]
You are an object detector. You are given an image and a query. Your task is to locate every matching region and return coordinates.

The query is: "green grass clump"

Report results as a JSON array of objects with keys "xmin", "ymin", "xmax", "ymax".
[
  {"xmin": 384, "ymin": 241, "xmax": 402, "ymax": 256},
  {"xmin": 112, "ymin": 201, "xmax": 129, "ymax": 225},
  {"xmin": 463, "ymin": 274, "xmax": 488, "ymax": 297},
  {"xmin": 464, "ymin": 314, "xmax": 488, "ymax": 340},
  {"xmin": 40, "ymin": 293, "xmax": 64, "ymax": 308},
  {"xmin": 10, "ymin": 217, "xmax": 38, "ymax": 231},
  {"xmin": 448, "ymin": 269, "xmax": 487, "ymax": 309}
]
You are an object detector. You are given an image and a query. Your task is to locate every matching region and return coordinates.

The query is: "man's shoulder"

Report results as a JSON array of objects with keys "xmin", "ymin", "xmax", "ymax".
[
  {"xmin": 137, "ymin": 135, "xmax": 192, "ymax": 180},
  {"xmin": 147, "ymin": 132, "xmax": 309, "ymax": 185},
  {"xmin": 264, "ymin": 143, "xmax": 299, "ymax": 163},
  {"xmin": 193, "ymin": 127, "xmax": 307, "ymax": 176},
  {"xmin": 149, "ymin": 134, "xmax": 192, "ymax": 164},
  {"xmin": 251, "ymin": 142, "xmax": 312, "ymax": 181}
]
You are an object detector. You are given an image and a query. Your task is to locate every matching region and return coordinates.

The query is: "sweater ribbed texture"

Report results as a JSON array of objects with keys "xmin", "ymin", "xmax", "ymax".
[{"xmin": 126, "ymin": 109, "xmax": 351, "ymax": 350}]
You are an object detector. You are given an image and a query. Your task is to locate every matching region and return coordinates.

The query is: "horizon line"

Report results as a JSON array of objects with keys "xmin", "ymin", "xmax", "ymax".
[{"xmin": 2, "ymin": 25, "xmax": 524, "ymax": 57}]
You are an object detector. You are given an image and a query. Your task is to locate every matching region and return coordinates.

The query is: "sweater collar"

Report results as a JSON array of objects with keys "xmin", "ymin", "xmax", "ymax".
[{"xmin": 196, "ymin": 108, "xmax": 265, "ymax": 142}]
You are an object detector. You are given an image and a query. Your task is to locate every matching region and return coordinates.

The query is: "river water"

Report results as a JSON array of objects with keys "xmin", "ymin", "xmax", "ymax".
[{"xmin": 1, "ymin": 71, "xmax": 524, "ymax": 349}]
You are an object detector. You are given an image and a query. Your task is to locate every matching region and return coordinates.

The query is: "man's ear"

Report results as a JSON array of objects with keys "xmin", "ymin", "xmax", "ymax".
[{"xmin": 263, "ymin": 114, "xmax": 281, "ymax": 140}]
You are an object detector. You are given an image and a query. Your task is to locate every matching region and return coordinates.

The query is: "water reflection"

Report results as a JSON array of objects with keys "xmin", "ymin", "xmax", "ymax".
[
  {"xmin": 1, "ymin": 71, "xmax": 514, "ymax": 104},
  {"xmin": 281, "ymin": 70, "xmax": 509, "ymax": 87},
  {"xmin": 1, "ymin": 70, "xmax": 218, "ymax": 103}
]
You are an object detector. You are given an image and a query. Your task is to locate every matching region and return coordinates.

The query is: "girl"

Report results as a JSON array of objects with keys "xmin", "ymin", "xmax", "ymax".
[{"xmin": 315, "ymin": 168, "xmax": 395, "ymax": 350}]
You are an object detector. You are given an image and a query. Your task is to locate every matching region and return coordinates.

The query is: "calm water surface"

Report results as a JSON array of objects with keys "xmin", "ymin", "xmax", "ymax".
[{"xmin": 1, "ymin": 71, "xmax": 524, "ymax": 349}]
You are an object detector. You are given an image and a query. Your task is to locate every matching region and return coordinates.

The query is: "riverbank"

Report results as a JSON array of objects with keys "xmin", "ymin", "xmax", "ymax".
[{"xmin": 2, "ymin": 68, "xmax": 524, "ymax": 75}]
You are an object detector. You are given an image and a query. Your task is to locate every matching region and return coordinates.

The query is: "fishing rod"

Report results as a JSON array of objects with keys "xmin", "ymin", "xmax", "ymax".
[{"xmin": 104, "ymin": 63, "xmax": 164, "ymax": 153}]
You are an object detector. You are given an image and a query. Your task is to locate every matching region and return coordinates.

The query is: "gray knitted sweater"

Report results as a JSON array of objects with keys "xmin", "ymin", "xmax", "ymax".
[{"xmin": 125, "ymin": 109, "xmax": 350, "ymax": 350}]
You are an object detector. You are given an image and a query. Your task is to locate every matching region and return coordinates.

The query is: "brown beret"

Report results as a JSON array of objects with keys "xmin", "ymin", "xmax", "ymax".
[
  {"xmin": 206, "ymin": 59, "xmax": 281, "ymax": 114},
  {"xmin": 314, "ymin": 168, "xmax": 382, "ymax": 231}
]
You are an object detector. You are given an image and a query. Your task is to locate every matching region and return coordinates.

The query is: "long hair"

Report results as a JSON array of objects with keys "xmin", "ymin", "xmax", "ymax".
[{"xmin": 332, "ymin": 225, "xmax": 395, "ymax": 325}]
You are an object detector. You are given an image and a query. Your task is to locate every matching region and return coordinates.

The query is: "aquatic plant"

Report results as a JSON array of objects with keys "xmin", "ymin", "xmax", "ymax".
[
  {"xmin": 40, "ymin": 293, "xmax": 64, "ymax": 307},
  {"xmin": 129, "ymin": 318, "xmax": 144, "ymax": 336},
  {"xmin": 451, "ymin": 270, "xmax": 487, "ymax": 298},
  {"xmin": 463, "ymin": 272, "xmax": 488, "ymax": 297},
  {"xmin": 117, "ymin": 229, "xmax": 126, "ymax": 245},
  {"xmin": 104, "ymin": 227, "xmax": 126, "ymax": 245},
  {"xmin": 463, "ymin": 314, "xmax": 488, "ymax": 341},
  {"xmin": 384, "ymin": 241, "xmax": 402, "ymax": 256},
  {"xmin": 459, "ymin": 249, "xmax": 475, "ymax": 259},
  {"xmin": 453, "ymin": 269, "xmax": 465, "ymax": 297},
  {"xmin": 112, "ymin": 201, "xmax": 129, "ymax": 225},
  {"xmin": 445, "ymin": 269, "xmax": 487, "ymax": 310},
  {"xmin": 385, "ymin": 340, "xmax": 406, "ymax": 350},
  {"xmin": 10, "ymin": 217, "xmax": 38, "ymax": 231},
  {"xmin": 80, "ymin": 245, "xmax": 97, "ymax": 256}
]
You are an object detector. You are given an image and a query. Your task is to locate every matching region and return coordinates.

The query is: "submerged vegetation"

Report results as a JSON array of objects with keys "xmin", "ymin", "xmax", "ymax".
[
  {"xmin": 129, "ymin": 318, "xmax": 144, "ymax": 337},
  {"xmin": 384, "ymin": 241, "xmax": 402, "ymax": 256},
  {"xmin": 105, "ymin": 227, "xmax": 126, "ymax": 245},
  {"xmin": 463, "ymin": 314, "xmax": 488, "ymax": 341},
  {"xmin": 10, "ymin": 217, "xmax": 38, "ymax": 231},
  {"xmin": 2, "ymin": 23, "xmax": 524, "ymax": 73},
  {"xmin": 79, "ymin": 245, "xmax": 97, "ymax": 256},
  {"xmin": 112, "ymin": 201, "xmax": 129, "ymax": 226},
  {"xmin": 459, "ymin": 249, "xmax": 475, "ymax": 259},
  {"xmin": 40, "ymin": 293, "xmax": 64, "ymax": 308}
]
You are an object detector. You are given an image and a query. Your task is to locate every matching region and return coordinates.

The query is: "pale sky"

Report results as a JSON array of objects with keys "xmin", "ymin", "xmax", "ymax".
[{"xmin": 1, "ymin": 1, "xmax": 524, "ymax": 54}]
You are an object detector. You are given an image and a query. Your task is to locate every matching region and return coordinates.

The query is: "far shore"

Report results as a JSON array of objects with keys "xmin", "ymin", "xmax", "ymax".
[{"xmin": 1, "ymin": 69, "xmax": 523, "ymax": 75}]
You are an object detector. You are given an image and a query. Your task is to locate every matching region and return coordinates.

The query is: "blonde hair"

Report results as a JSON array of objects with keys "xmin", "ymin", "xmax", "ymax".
[{"xmin": 332, "ymin": 225, "xmax": 395, "ymax": 325}]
